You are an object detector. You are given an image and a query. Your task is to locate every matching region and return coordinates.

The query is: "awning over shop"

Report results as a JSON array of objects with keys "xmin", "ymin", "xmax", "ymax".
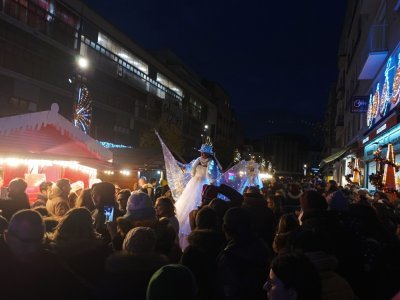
[{"xmin": 319, "ymin": 147, "xmax": 351, "ymax": 168}]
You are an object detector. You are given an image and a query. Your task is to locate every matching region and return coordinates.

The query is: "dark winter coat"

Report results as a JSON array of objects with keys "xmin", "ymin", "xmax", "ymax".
[
  {"xmin": 216, "ymin": 236, "xmax": 271, "ymax": 300},
  {"xmin": 181, "ymin": 229, "xmax": 226, "ymax": 300}
]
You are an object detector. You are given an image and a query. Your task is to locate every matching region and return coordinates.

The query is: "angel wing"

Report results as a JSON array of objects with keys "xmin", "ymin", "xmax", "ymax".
[
  {"xmin": 155, "ymin": 131, "xmax": 192, "ymax": 201},
  {"xmin": 217, "ymin": 160, "xmax": 248, "ymax": 193}
]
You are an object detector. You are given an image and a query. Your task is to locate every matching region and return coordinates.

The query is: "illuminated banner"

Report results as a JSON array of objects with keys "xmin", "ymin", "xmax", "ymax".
[{"xmin": 351, "ymin": 96, "xmax": 369, "ymax": 113}]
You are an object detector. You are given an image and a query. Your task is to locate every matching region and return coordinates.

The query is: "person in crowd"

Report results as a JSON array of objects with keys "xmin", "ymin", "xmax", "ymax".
[
  {"xmin": 149, "ymin": 178, "xmax": 157, "ymax": 202},
  {"xmin": 154, "ymin": 196, "xmax": 179, "ymax": 235},
  {"xmin": 355, "ymin": 189, "xmax": 372, "ymax": 206},
  {"xmin": 49, "ymin": 207, "xmax": 111, "ymax": 288},
  {"xmin": 116, "ymin": 188, "xmax": 131, "ymax": 215},
  {"xmin": 292, "ymin": 229, "xmax": 356, "ymax": 300},
  {"xmin": 138, "ymin": 176, "xmax": 153, "ymax": 197},
  {"xmin": 273, "ymin": 213, "xmax": 299, "ymax": 254},
  {"xmin": 68, "ymin": 181, "xmax": 84, "ymax": 208},
  {"xmin": 153, "ymin": 217, "xmax": 182, "ymax": 263},
  {"xmin": 101, "ymin": 227, "xmax": 168, "ymax": 299},
  {"xmin": 123, "ymin": 191, "xmax": 157, "ymax": 227},
  {"xmin": 0, "ymin": 178, "xmax": 30, "ymax": 221},
  {"xmin": 181, "ymin": 206, "xmax": 225, "ymax": 300},
  {"xmin": 189, "ymin": 184, "xmax": 219, "ymax": 230},
  {"xmin": 31, "ymin": 181, "xmax": 53, "ymax": 208},
  {"xmin": 267, "ymin": 194, "xmax": 283, "ymax": 223},
  {"xmin": 91, "ymin": 182, "xmax": 121, "ymax": 241},
  {"xmin": 46, "ymin": 178, "xmax": 71, "ymax": 218},
  {"xmin": 146, "ymin": 264, "xmax": 197, "ymax": 300},
  {"xmin": 242, "ymin": 190, "xmax": 275, "ymax": 247},
  {"xmin": 283, "ymin": 183, "xmax": 303, "ymax": 213},
  {"xmin": 109, "ymin": 216, "xmax": 134, "ymax": 251},
  {"xmin": 208, "ymin": 198, "xmax": 230, "ymax": 233},
  {"xmin": 154, "ymin": 178, "xmax": 168, "ymax": 200},
  {"xmin": 216, "ymin": 207, "xmax": 271, "ymax": 300},
  {"xmin": 75, "ymin": 188, "xmax": 96, "ymax": 212},
  {"xmin": 0, "ymin": 209, "xmax": 88, "ymax": 298},
  {"xmin": 264, "ymin": 252, "xmax": 321, "ymax": 300}
]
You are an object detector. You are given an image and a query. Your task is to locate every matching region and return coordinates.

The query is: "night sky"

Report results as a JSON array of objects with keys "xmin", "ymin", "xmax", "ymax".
[{"xmin": 84, "ymin": 0, "xmax": 347, "ymax": 138}]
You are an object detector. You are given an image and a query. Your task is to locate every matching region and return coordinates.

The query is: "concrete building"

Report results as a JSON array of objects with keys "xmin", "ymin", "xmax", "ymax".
[{"xmin": 0, "ymin": 0, "xmax": 240, "ymax": 187}]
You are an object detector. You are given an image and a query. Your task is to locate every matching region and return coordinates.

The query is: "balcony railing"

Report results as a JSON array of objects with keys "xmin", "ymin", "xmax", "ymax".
[{"xmin": 81, "ymin": 36, "xmax": 183, "ymax": 103}]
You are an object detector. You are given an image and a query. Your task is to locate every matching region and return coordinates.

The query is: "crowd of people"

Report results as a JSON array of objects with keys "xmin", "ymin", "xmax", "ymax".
[{"xmin": 0, "ymin": 175, "xmax": 399, "ymax": 299}]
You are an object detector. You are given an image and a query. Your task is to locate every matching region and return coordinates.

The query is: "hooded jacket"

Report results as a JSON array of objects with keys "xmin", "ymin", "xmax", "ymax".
[{"xmin": 46, "ymin": 186, "xmax": 70, "ymax": 217}]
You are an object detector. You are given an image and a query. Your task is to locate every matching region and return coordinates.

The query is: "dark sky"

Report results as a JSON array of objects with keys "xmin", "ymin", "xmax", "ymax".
[{"xmin": 84, "ymin": 0, "xmax": 347, "ymax": 138}]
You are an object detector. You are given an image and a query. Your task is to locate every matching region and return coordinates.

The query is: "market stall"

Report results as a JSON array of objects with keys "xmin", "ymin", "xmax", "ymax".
[{"xmin": 0, "ymin": 103, "xmax": 112, "ymax": 200}]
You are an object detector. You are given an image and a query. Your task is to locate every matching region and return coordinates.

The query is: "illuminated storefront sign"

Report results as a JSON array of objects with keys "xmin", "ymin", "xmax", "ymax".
[{"xmin": 366, "ymin": 52, "xmax": 400, "ymax": 128}]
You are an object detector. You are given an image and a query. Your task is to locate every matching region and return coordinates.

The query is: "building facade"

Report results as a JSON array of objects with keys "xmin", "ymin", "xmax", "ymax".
[
  {"xmin": 324, "ymin": 0, "xmax": 400, "ymax": 189},
  {"xmin": 0, "ymin": 0, "xmax": 240, "ymax": 186}
]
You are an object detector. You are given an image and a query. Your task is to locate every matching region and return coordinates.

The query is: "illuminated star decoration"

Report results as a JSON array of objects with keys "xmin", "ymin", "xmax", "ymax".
[{"xmin": 73, "ymin": 84, "xmax": 92, "ymax": 134}]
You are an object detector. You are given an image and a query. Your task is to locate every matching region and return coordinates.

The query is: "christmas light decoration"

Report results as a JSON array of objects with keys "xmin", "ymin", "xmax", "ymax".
[
  {"xmin": 0, "ymin": 157, "xmax": 97, "ymax": 177},
  {"xmin": 372, "ymin": 83, "xmax": 380, "ymax": 119},
  {"xmin": 233, "ymin": 148, "xmax": 241, "ymax": 163},
  {"xmin": 73, "ymin": 84, "xmax": 92, "ymax": 134},
  {"xmin": 367, "ymin": 93, "xmax": 373, "ymax": 127},
  {"xmin": 98, "ymin": 141, "xmax": 133, "ymax": 149},
  {"xmin": 391, "ymin": 53, "xmax": 400, "ymax": 105},
  {"xmin": 380, "ymin": 58, "xmax": 392, "ymax": 117}
]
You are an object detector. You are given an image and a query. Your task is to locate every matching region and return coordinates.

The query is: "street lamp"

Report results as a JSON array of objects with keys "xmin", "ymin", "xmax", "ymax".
[
  {"xmin": 303, "ymin": 164, "xmax": 307, "ymax": 176},
  {"xmin": 77, "ymin": 56, "xmax": 89, "ymax": 69}
]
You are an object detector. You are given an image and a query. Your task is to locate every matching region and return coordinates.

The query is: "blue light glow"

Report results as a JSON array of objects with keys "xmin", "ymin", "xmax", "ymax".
[{"xmin": 98, "ymin": 141, "xmax": 133, "ymax": 149}]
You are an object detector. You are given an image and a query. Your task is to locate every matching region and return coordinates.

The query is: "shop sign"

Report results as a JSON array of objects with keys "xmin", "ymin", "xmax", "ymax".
[
  {"xmin": 351, "ymin": 97, "xmax": 369, "ymax": 113},
  {"xmin": 376, "ymin": 123, "xmax": 387, "ymax": 134}
]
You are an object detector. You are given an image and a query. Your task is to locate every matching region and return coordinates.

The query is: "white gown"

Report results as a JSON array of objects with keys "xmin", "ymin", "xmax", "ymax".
[{"xmin": 175, "ymin": 163, "xmax": 209, "ymax": 249}]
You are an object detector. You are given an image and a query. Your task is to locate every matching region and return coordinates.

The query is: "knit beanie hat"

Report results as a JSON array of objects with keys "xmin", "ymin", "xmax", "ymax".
[
  {"xmin": 122, "ymin": 227, "xmax": 156, "ymax": 254},
  {"xmin": 125, "ymin": 191, "xmax": 155, "ymax": 221},
  {"xmin": 146, "ymin": 264, "xmax": 197, "ymax": 300}
]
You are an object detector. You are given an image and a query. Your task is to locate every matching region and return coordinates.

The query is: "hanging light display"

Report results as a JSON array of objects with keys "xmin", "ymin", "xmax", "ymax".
[
  {"xmin": 73, "ymin": 84, "xmax": 92, "ymax": 134},
  {"xmin": 391, "ymin": 53, "xmax": 400, "ymax": 105},
  {"xmin": 366, "ymin": 94, "xmax": 373, "ymax": 127},
  {"xmin": 379, "ymin": 58, "xmax": 392, "ymax": 116}
]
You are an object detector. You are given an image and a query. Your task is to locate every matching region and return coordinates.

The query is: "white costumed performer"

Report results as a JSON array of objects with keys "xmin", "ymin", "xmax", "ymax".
[{"xmin": 175, "ymin": 142, "xmax": 221, "ymax": 249}]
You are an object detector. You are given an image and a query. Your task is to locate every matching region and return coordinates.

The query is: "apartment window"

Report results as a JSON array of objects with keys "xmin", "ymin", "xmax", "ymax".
[
  {"xmin": 97, "ymin": 32, "xmax": 148, "ymax": 74},
  {"xmin": 189, "ymin": 97, "xmax": 202, "ymax": 120},
  {"xmin": 156, "ymin": 73, "xmax": 183, "ymax": 97}
]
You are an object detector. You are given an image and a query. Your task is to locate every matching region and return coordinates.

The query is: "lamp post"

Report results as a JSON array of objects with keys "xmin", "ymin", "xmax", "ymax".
[{"xmin": 303, "ymin": 164, "xmax": 307, "ymax": 177}]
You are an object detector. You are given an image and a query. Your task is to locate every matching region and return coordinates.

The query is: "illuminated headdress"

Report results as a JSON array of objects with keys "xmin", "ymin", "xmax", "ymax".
[{"xmin": 198, "ymin": 137, "xmax": 214, "ymax": 155}]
